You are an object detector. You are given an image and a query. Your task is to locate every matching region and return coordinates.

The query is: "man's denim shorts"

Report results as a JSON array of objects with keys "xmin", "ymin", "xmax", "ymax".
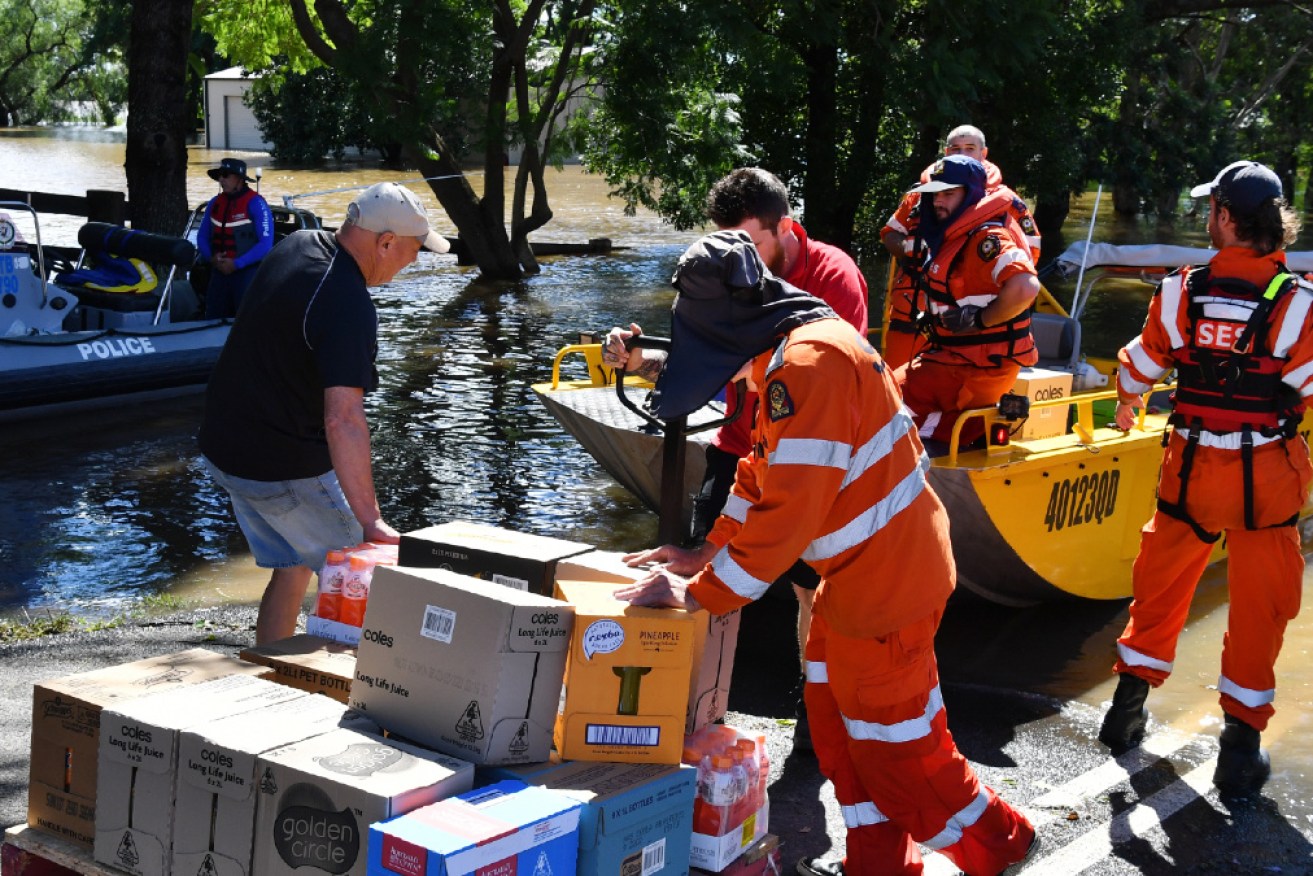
[{"xmin": 201, "ymin": 456, "xmax": 363, "ymax": 570}]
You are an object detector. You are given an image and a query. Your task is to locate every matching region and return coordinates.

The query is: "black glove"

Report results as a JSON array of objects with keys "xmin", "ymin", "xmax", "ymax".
[{"xmin": 938, "ymin": 304, "xmax": 986, "ymax": 334}]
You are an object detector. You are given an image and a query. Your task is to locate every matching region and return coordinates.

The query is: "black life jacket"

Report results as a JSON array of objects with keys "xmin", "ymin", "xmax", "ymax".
[{"xmin": 1170, "ymin": 265, "xmax": 1303, "ymax": 435}]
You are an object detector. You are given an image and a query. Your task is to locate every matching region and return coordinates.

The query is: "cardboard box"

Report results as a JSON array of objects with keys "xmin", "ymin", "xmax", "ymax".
[
  {"xmin": 398, "ymin": 520, "xmax": 593, "ymax": 595},
  {"xmin": 488, "ymin": 760, "xmax": 697, "ymax": 876},
  {"xmin": 306, "ymin": 614, "xmax": 361, "ymax": 647},
  {"xmin": 240, "ymin": 634, "xmax": 357, "ymax": 703},
  {"xmin": 367, "ymin": 780, "xmax": 581, "ymax": 876},
  {"xmin": 350, "ymin": 565, "xmax": 574, "ymax": 765},
  {"xmin": 28, "ymin": 648, "xmax": 271, "ymax": 849},
  {"xmin": 556, "ymin": 552, "xmax": 741, "ymax": 733},
  {"xmin": 692, "ymin": 834, "xmax": 781, "ymax": 876},
  {"xmin": 252, "ymin": 727, "xmax": 474, "ymax": 876},
  {"xmin": 94, "ymin": 675, "xmax": 306, "ymax": 875},
  {"xmin": 554, "ymin": 579, "xmax": 696, "ymax": 764},
  {"xmin": 690, "ymin": 801, "xmax": 769, "ymax": 872},
  {"xmin": 1010, "ymin": 367, "xmax": 1074, "ymax": 440},
  {"xmin": 173, "ymin": 694, "xmax": 377, "ymax": 876}
]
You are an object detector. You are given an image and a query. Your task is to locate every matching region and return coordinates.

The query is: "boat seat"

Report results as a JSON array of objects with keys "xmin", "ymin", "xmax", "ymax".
[
  {"xmin": 1031, "ymin": 312, "xmax": 1080, "ymax": 370},
  {"xmin": 55, "ymin": 284, "xmax": 161, "ymax": 312}
]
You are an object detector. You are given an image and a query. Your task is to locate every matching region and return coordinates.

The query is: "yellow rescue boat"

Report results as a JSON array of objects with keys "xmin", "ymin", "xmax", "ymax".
[{"xmin": 533, "ymin": 244, "xmax": 1313, "ymax": 605}]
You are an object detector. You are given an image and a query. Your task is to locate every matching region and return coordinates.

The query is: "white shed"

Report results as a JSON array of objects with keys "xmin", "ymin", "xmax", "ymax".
[{"xmin": 203, "ymin": 67, "xmax": 270, "ymax": 152}]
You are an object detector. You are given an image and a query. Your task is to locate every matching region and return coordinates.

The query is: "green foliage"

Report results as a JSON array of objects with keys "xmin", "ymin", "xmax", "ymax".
[
  {"xmin": 0, "ymin": 0, "xmax": 127, "ymax": 125},
  {"xmin": 246, "ymin": 66, "xmax": 382, "ymax": 164},
  {"xmin": 197, "ymin": 0, "xmax": 322, "ymax": 74}
]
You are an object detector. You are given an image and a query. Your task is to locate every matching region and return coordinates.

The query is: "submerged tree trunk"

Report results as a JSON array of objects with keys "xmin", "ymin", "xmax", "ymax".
[{"xmin": 123, "ymin": 0, "xmax": 192, "ymax": 235}]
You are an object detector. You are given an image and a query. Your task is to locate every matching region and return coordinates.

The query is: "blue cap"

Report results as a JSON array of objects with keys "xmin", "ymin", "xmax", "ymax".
[
  {"xmin": 910, "ymin": 155, "xmax": 987, "ymax": 193},
  {"xmin": 1189, "ymin": 161, "xmax": 1283, "ymax": 215}
]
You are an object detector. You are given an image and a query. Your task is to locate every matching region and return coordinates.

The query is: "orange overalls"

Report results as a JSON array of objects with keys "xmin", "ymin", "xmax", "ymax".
[
  {"xmin": 896, "ymin": 193, "xmax": 1038, "ymax": 448},
  {"xmin": 881, "ymin": 159, "xmax": 1040, "ymax": 370},
  {"xmin": 690, "ymin": 318, "xmax": 1034, "ymax": 875},
  {"xmin": 1113, "ymin": 248, "xmax": 1313, "ymax": 731}
]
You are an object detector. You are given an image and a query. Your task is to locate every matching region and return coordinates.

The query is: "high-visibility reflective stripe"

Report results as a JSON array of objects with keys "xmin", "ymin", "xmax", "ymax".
[
  {"xmin": 1284, "ymin": 359, "xmax": 1313, "ymax": 396},
  {"xmin": 803, "ymin": 455, "xmax": 928, "ymax": 562},
  {"xmin": 930, "ymin": 294, "xmax": 994, "ymax": 312},
  {"xmin": 841, "ymin": 410, "xmax": 915, "ymax": 489},
  {"xmin": 990, "ymin": 248, "xmax": 1032, "ymax": 284},
  {"xmin": 1118, "ymin": 642, "xmax": 1173, "ymax": 673},
  {"xmin": 888, "ymin": 216, "xmax": 910, "ymax": 236},
  {"xmin": 841, "ymin": 684, "xmax": 943, "ymax": 744},
  {"xmin": 804, "ymin": 660, "xmax": 828, "ymax": 683},
  {"xmin": 721, "ymin": 493, "xmax": 751, "ymax": 524},
  {"xmin": 842, "ymin": 801, "xmax": 889, "ymax": 828},
  {"xmin": 1195, "ymin": 298, "xmax": 1256, "ymax": 322},
  {"xmin": 710, "ymin": 546, "xmax": 773, "ymax": 602},
  {"xmin": 1125, "ymin": 338, "xmax": 1170, "ymax": 383},
  {"xmin": 770, "ymin": 438, "xmax": 852, "ymax": 470},
  {"xmin": 1218, "ymin": 674, "xmax": 1275, "ymax": 709},
  {"xmin": 1273, "ymin": 285, "xmax": 1313, "ymax": 358},
  {"xmin": 1026, "ymin": 234, "xmax": 1042, "ymax": 251},
  {"xmin": 918, "ymin": 410, "xmax": 942, "ymax": 438},
  {"xmin": 1159, "ymin": 274, "xmax": 1186, "ymax": 349},
  {"xmin": 922, "ymin": 789, "xmax": 990, "ymax": 850},
  {"xmin": 1173, "ymin": 427, "xmax": 1285, "ymax": 450}
]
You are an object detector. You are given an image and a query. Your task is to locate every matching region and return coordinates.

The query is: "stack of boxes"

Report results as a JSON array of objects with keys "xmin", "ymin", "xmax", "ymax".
[{"xmin": 21, "ymin": 521, "xmax": 772, "ymax": 875}]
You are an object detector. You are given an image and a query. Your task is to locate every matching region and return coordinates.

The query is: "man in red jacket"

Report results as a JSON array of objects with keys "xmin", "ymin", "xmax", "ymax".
[{"xmin": 615, "ymin": 230, "xmax": 1037, "ymax": 876}]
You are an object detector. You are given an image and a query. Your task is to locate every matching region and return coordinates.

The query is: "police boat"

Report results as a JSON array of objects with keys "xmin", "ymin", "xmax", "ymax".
[{"xmin": 0, "ymin": 202, "xmax": 317, "ymax": 422}]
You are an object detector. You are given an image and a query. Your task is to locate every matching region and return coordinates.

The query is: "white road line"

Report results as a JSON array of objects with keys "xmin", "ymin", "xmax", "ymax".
[
  {"xmin": 919, "ymin": 731, "xmax": 1198, "ymax": 876},
  {"xmin": 1024, "ymin": 730, "xmax": 1193, "ymax": 826},
  {"xmin": 1014, "ymin": 759, "xmax": 1218, "ymax": 874}
]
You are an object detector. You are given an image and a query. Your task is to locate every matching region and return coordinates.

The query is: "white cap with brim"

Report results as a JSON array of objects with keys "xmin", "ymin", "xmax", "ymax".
[
  {"xmin": 348, "ymin": 182, "xmax": 451, "ymax": 253},
  {"xmin": 909, "ymin": 179, "xmax": 963, "ymax": 193}
]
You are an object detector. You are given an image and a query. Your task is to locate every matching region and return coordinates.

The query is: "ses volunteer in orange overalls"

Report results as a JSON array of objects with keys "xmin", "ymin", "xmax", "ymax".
[
  {"xmin": 614, "ymin": 230, "xmax": 1036, "ymax": 876},
  {"xmin": 1099, "ymin": 161, "xmax": 1313, "ymax": 799},
  {"xmin": 893, "ymin": 155, "xmax": 1039, "ymax": 450},
  {"xmin": 880, "ymin": 126, "xmax": 1041, "ymax": 369}
]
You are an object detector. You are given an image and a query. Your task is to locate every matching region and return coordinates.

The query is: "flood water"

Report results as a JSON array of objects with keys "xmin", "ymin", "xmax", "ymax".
[{"xmin": 2, "ymin": 128, "xmax": 1312, "ymax": 806}]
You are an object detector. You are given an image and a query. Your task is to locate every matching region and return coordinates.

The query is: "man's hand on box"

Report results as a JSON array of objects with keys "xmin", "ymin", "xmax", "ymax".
[
  {"xmin": 613, "ymin": 569, "xmax": 701, "ymax": 612},
  {"xmin": 622, "ymin": 542, "xmax": 714, "ymax": 577}
]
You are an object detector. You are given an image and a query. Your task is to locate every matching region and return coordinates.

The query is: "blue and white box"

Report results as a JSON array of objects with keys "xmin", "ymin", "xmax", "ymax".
[
  {"xmin": 368, "ymin": 780, "xmax": 581, "ymax": 876},
  {"xmin": 487, "ymin": 760, "xmax": 696, "ymax": 875}
]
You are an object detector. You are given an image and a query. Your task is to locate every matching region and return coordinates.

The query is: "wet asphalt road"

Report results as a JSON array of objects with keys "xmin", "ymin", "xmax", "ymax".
[{"xmin": 1, "ymin": 592, "xmax": 1311, "ymax": 875}]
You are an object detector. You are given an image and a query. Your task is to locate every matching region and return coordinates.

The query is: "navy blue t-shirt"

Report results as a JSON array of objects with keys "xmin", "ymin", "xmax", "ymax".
[{"xmin": 200, "ymin": 230, "xmax": 379, "ymax": 480}]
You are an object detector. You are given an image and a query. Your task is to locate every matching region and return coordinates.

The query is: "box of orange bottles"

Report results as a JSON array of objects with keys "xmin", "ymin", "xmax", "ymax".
[{"xmin": 307, "ymin": 543, "xmax": 398, "ymax": 646}]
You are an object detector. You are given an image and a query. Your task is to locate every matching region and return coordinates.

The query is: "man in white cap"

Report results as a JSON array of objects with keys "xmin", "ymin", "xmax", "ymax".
[
  {"xmin": 199, "ymin": 182, "xmax": 450, "ymax": 643},
  {"xmin": 1099, "ymin": 160, "xmax": 1312, "ymax": 798}
]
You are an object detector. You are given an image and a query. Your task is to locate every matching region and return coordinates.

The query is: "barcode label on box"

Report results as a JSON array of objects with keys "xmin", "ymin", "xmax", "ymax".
[
  {"xmin": 421, "ymin": 605, "xmax": 457, "ymax": 643},
  {"xmin": 492, "ymin": 573, "xmax": 529, "ymax": 591},
  {"xmin": 584, "ymin": 724, "xmax": 660, "ymax": 746},
  {"xmin": 642, "ymin": 838, "xmax": 665, "ymax": 876}
]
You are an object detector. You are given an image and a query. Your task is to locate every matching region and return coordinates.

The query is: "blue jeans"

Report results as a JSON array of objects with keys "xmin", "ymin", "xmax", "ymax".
[{"xmin": 201, "ymin": 456, "xmax": 362, "ymax": 570}]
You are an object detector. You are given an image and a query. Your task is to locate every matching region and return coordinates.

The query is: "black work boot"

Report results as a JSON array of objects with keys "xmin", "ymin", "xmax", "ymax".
[
  {"xmin": 1098, "ymin": 673, "xmax": 1150, "ymax": 753},
  {"xmin": 796, "ymin": 857, "xmax": 844, "ymax": 876},
  {"xmin": 1213, "ymin": 714, "xmax": 1271, "ymax": 798}
]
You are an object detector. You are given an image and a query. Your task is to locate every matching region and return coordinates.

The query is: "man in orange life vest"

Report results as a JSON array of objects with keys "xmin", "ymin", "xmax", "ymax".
[
  {"xmin": 198, "ymin": 157, "xmax": 274, "ymax": 319},
  {"xmin": 1099, "ymin": 160, "xmax": 1313, "ymax": 797},
  {"xmin": 895, "ymin": 155, "xmax": 1039, "ymax": 451},
  {"xmin": 880, "ymin": 126, "xmax": 1041, "ymax": 369},
  {"xmin": 613, "ymin": 230, "xmax": 1036, "ymax": 876}
]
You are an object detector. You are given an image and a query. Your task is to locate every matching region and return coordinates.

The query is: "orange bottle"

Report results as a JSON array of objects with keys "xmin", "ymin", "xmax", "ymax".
[
  {"xmin": 315, "ymin": 550, "xmax": 348, "ymax": 621},
  {"xmin": 338, "ymin": 555, "xmax": 374, "ymax": 627}
]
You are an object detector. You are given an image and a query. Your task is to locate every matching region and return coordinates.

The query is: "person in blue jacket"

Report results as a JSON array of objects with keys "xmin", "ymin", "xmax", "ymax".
[{"xmin": 197, "ymin": 157, "xmax": 274, "ymax": 318}]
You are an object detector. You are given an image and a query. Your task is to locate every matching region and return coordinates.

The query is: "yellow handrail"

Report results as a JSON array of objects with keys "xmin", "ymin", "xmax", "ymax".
[{"xmin": 942, "ymin": 384, "xmax": 1170, "ymax": 467}]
